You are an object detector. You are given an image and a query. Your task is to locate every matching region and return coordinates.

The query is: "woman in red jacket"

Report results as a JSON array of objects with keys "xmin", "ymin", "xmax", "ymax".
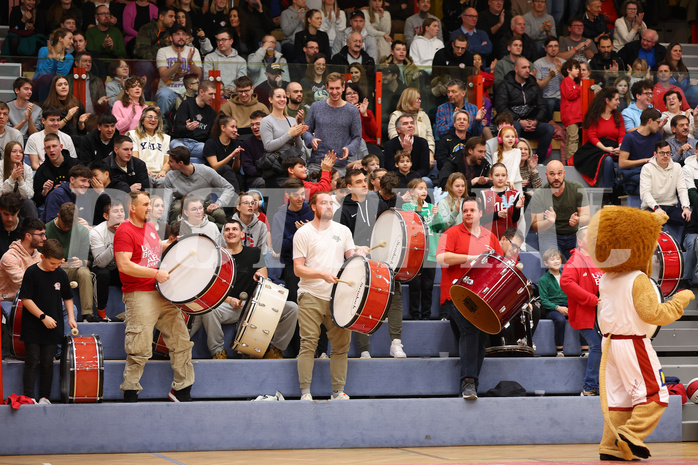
[
  {"xmin": 344, "ymin": 82, "xmax": 378, "ymax": 145},
  {"xmin": 560, "ymin": 227, "xmax": 604, "ymax": 396}
]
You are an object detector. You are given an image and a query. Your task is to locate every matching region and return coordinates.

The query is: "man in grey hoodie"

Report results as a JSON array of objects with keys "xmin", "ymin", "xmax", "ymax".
[
  {"xmin": 203, "ymin": 28, "xmax": 247, "ymax": 97},
  {"xmin": 231, "ymin": 192, "xmax": 268, "ymax": 257}
]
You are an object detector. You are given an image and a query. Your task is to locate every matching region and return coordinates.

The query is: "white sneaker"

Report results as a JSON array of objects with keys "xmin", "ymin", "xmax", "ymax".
[
  {"xmin": 390, "ymin": 339, "xmax": 407, "ymax": 358},
  {"xmin": 318, "ymin": 352, "xmax": 329, "ymax": 359},
  {"xmin": 38, "ymin": 397, "xmax": 51, "ymax": 404},
  {"xmin": 360, "ymin": 351, "xmax": 371, "ymax": 359},
  {"xmin": 556, "ymin": 351, "xmax": 565, "ymax": 357},
  {"xmin": 331, "ymin": 392, "xmax": 350, "ymax": 400},
  {"xmin": 300, "ymin": 393, "xmax": 313, "ymax": 401}
]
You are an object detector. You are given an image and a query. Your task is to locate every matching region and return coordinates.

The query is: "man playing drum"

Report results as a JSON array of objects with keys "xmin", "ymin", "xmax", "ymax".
[
  {"xmin": 436, "ymin": 196, "xmax": 503, "ymax": 400},
  {"xmin": 293, "ymin": 192, "xmax": 362, "ymax": 401},
  {"xmin": 190, "ymin": 219, "xmax": 298, "ymax": 359},
  {"xmin": 114, "ymin": 191, "xmax": 195, "ymax": 403}
]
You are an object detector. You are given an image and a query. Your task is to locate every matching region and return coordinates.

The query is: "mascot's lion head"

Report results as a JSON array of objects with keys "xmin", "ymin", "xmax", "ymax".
[{"xmin": 586, "ymin": 206, "xmax": 667, "ymax": 275}]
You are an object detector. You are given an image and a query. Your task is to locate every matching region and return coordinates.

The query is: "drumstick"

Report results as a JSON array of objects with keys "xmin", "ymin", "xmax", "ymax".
[
  {"xmin": 167, "ymin": 249, "xmax": 197, "ymax": 274},
  {"xmin": 70, "ymin": 281, "xmax": 78, "ymax": 289},
  {"xmin": 239, "ymin": 292, "xmax": 248, "ymax": 301},
  {"xmin": 369, "ymin": 240, "xmax": 387, "ymax": 252},
  {"xmin": 337, "ymin": 279, "xmax": 355, "ymax": 286},
  {"xmin": 71, "ymin": 328, "xmax": 79, "ymax": 336}
]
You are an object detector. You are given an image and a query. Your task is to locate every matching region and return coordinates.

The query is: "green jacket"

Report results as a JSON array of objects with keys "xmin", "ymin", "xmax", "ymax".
[
  {"xmin": 85, "ymin": 25, "xmax": 127, "ymax": 59},
  {"xmin": 45, "ymin": 219, "xmax": 92, "ymax": 263},
  {"xmin": 537, "ymin": 268, "xmax": 568, "ymax": 313},
  {"xmin": 134, "ymin": 20, "xmax": 172, "ymax": 61},
  {"xmin": 403, "ymin": 201, "xmax": 444, "ymax": 262}
]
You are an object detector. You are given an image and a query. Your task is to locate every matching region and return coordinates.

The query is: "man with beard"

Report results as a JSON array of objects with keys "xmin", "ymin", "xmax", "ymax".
[
  {"xmin": 589, "ymin": 35, "xmax": 624, "ymax": 87},
  {"xmin": 0, "ymin": 217, "xmax": 44, "ymax": 301},
  {"xmin": 293, "ymin": 192, "xmax": 360, "ymax": 401},
  {"xmin": 254, "ymin": 63, "xmax": 290, "ymax": 110},
  {"xmin": 285, "ymin": 82, "xmax": 310, "ymax": 123},
  {"xmin": 530, "ymin": 160, "xmax": 590, "ymax": 259},
  {"xmin": 155, "ymin": 24, "xmax": 203, "ymax": 118}
]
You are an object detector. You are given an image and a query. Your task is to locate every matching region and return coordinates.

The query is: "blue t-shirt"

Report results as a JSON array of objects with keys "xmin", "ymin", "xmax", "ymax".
[{"xmin": 619, "ymin": 130, "xmax": 663, "ymax": 161}]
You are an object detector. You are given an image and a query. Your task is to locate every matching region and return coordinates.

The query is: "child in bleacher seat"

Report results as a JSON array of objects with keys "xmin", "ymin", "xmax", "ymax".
[
  {"xmin": 537, "ymin": 248, "xmax": 569, "ymax": 357},
  {"xmin": 19, "ymin": 239, "xmax": 77, "ymax": 404},
  {"xmin": 361, "ymin": 154, "xmax": 380, "ymax": 177},
  {"xmin": 394, "ymin": 150, "xmax": 421, "ymax": 189},
  {"xmin": 479, "ymin": 163, "xmax": 523, "ymax": 239},
  {"xmin": 494, "ymin": 126, "xmax": 523, "ymax": 192},
  {"xmin": 560, "ymin": 60, "xmax": 582, "ymax": 160}
]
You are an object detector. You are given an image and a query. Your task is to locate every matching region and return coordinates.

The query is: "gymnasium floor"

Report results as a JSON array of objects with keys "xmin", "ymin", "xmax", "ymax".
[{"xmin": 2, "ymin": 443, "xmax": 697, "ymax": 465}]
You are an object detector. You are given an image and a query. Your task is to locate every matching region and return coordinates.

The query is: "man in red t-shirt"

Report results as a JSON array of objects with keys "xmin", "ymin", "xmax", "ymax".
[
  {"xmin": 436, "ymin": 196, "xmax": 502, "ymax": 400},
  {"xmin": 114, "ymin": 191, "xmax": 194, "ymax": 403}
]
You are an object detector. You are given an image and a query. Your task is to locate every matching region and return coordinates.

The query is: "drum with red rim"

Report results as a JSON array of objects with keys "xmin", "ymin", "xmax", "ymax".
[
  {"xmin": 370, "ymin": 209, "xmax": 427, "ymax": 282},
  {"xmin": 60, "ymin": 335, "xmax": 104, "ymax": 403},
  {"xmin": 331, "ymin": 255, "xmax": 394, "ymax": 334},
  {"xmin": 152, "ymin": 312, "xmax": 193, "ymax": 359},
  {"xmin": 651, "ymin": 231, "xmax": 684, "ymax": 298},
  {"xmin": 450, "ymin": 252, "xmax": 533, "ymax": 335},
  {"xmin": 8, "ymin": 295, "xmax": 25, "ymax": 359},
  {"xmin": 486, "ymin": 304, "xmax": 534, "ymax": 356},
  {"xmin": 157, "ymin": 234, "xmax": 235, "ymax": 315}
]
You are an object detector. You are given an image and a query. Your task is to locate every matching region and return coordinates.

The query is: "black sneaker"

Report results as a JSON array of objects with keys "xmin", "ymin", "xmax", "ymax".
[
  {"xmin": 461, "ymin": 380, "xmax": 477, "ymax": 400},
  {"xmin": 123, "ymin": 390, "xmax": 138, "ymax": 403},
  {"xmin": 169, "ymin": 385, "xmax": 192, "ymax": 402},
  {"xmin": 83, "ymin": 314, "xmax": 104, "ymax": 322}
]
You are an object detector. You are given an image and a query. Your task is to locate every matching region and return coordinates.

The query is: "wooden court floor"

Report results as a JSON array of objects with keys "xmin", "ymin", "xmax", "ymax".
[{"xmin": 1, "ymin": 443, "xmax": 697, "ymax": 465}]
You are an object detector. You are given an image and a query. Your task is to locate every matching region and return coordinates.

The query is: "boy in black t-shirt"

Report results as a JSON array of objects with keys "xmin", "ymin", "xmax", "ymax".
[{"xmin": 19, "ymin": 239, "xmax": 77, "ymax": 404}]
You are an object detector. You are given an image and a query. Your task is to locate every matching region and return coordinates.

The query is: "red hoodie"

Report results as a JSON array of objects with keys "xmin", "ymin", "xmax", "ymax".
[
  {"xmin": 560, "ymin": 76, "xmax": 582, "ymax": 127},
  {"xmin": 560, "ymin": 248, "xmax": 604, "ymax": 330}
]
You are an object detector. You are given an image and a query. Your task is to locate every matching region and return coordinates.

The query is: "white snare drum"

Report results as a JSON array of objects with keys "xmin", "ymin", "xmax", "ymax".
[
  {"xmin": 232, "ymin": 277, "xmax": 288, "ymax": 357},
  {"xmin": 157, "ymin": 234, "xmax": 235, "ymax": 315}
]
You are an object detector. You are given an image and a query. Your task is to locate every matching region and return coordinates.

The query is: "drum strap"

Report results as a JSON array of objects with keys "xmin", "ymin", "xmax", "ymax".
[{"xmin": 603, "ymin": 334, "xmax": 646, "ymax": 340}]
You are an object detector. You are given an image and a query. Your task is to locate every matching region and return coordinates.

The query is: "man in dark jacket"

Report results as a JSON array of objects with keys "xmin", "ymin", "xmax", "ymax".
[
  {"xmin": 435, "ymin": 109, "xmax": 473, "ymax": 170},
  {"xmin": 79, "ymin": 113, "xmax": 119, "ymax": 166},
  {"xmin": 270, "ymin": 178, "xmax": 314, "ymax": 302},
  {"xmin": 432, "ymin": 34, "xmax": 473, "ymax": 76},
  {"xmin": 330, "ymin": 31, "xmax": 376, "ymax": 69},
  {"xmin": 438, "ymin": 136, "xmax": 492, "ymax": 193},
  {"xmin": 239, "ymin": 110, "xmax": 269, "ymax": 190},
  {"xmin": 382, "ymin": 114, "xmax": 431, "ymax": 183},
  {"xmin": 618, "ymin": 30, "xmax": 666, "ymax": 71},
  {"xmin": 589, "ymin": 35, "xmax": 624, "ymax": 87},
  {"xmin": 495, "ymin": 15, "xmax": 539, "ymax": 62},
  {"xmin": 103, "ymin": 135, "xmax": 150, "ymax": 191},
  {"xmin": 495, "ymin": 57, "xmax": 554, "ymax": 159}
]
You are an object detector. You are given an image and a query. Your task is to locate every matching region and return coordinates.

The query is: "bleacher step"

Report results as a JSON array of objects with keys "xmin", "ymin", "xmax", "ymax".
[
  {"xmin": 0, "ymin": 396, "xmax": 682, "ymax": 455},
  {"xmin": 2, "ymin": 357, "xmax": 590, "ymax": 400}
]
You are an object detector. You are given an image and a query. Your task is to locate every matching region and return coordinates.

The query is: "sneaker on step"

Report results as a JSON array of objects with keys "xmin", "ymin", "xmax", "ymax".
[
  {"xmin": 580, "ymin": 351, "xmax": 589, "ymax": 358},
  {"xmin": 581, "ymin": 389, "xmax": 599, "ymax": 396},
  {"xmin": 212, "ymin": 350, "xmax": 227, "ymax": 359},
  {"xmin": 390, "ymin": 339, "xmax": 406, "ymax": 358},
  {"xmin": 461, "ymin": 381, "xmax": 478, "ymax": 400},
  {"xmin": 169, "ymin": 385, "xmax": 192, "ymax": 402},
  {"xmin": 300, "ymin": 393, "xmax": 313, "ymax": 401},
  {"xmin": 83, "ymin": 314, "xmax": 104, "ymax": 322},
  {"xmin": 38, "ymin": 397, "xmax": 51, "ymax": 404},
  {"xmin": 318, "ymin": 352, "xmax": 329, "ymax": 359},
  {"xmin": 331, "ymin": 392, "xmax": 350, "ymax": 400},
  {"xmin": 360, "ymin": 351, "xmax": 371, "ymax": 359},
  {"xmin": 556, "ymin": 351, "xmax": 565, "ymax": 357}
]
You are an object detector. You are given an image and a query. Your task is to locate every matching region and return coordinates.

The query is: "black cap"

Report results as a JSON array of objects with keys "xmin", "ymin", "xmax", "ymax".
[
  {"xmin": 349, "ymin": 10, "xmax": 365, "ymax": 20},
  {"xmin": 170, "ymin": 24, "xmax": 187, "ymax": 35},
  {"xmin": 266, "ymin": 63, "xmax": 283, "ymax": 74}
]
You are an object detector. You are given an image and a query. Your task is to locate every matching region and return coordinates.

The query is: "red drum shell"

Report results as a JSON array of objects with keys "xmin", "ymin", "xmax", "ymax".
[
  {"xmin": 9, "ymin": 295, "xmax": 25, "ymax": 359},
  {"xmin": 60, "ymin": 335, "xmax": 104, "ymax": 403},
  {"xmin": 370, "ymin": 209, "xmax": 427, "ymax": 282},
  {"xmin": 450, "ymin": 252, "xmax": 532, "ymax": 334},
  {"xmin": 651, "ymin": 231, "xmax": 684, "ymax": 298},
  {"xmin": 331, "ymin": 255, "xmax": 394, "ymax": 334},
  {"xmin": 157, "ymin": 234, "xmax": 235, "ymax": 315}
]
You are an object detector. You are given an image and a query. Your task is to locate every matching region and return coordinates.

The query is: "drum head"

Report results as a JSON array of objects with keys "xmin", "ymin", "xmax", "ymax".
[
  {"xmin": 370, "ymin": 210, "xmax": 405, "ymax": 270},
  {"xmin": 331, "ymin": 256, "xmax": 368, "ymax": 328},
  {"xmin": 158, "ymin": 234, "xmax": 222, "ymax": 303},
  {"xmin": 450, "ymin": 286, "xmax": 503, "ymax": 334}
]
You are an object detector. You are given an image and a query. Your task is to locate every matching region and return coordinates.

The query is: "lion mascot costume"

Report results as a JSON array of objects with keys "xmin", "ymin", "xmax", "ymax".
[{"xmin": 587, "ymin": 206, "xmax": 693, "ymax": 461}]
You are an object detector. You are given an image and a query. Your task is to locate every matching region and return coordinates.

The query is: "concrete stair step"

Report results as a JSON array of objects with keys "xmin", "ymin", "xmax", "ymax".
[
  {"xmin": 0, "ymin": 396, "xmax": 682, "ymax": 455},
  {"xmin": 2, "ymin": 357, "xmax": 591, "ymax": 400},
  {"xmin": 0, "ymin": 62, "xmax": 22, "ymax": 77}
]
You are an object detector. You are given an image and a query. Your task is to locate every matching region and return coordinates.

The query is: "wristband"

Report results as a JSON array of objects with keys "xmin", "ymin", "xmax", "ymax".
[
  {"xmin": 40, "ymin": 313, "xmax": 46, "ymax": 320},
  {"xmin": 154, "ymin": 270, "xmax": 159, "ymax": 279}
]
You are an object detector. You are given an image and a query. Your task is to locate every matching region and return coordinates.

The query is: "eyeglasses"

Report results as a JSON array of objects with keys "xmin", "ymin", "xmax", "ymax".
[
  {"xmin": 462, "ymin": 14, "xmax": 477, "ymax": 18},
  {"xmin": 240, "ymin": 200, "xmax": 258, "ymax": 206},
  {"xmin": 187, "ymin": 206, "xmax": 205, "ymax": 212},
  {"xmin": 31, "ymin": 232, "xmax": 47, "ymax": 237},
  {"xmin": 656, "ymin": 150, "xmax": 672, "ymax": 156},
  {"xmin": 504, "ymin": 236, "xmax": 520, "ymax": 252},
  {"xmin": 144, "ymin": 115, "xmax": 159, "ymax": 120},
  {"xmin": 216, "ymin": 38, "xmax": 232, "ymax": 42},
  {"xmin": 237, "ymin": 88, "xmax": 252, "ymax": 94},
  {"xmin": 642, "ymin": 91, "xmax": 654, "ymax": 96}
]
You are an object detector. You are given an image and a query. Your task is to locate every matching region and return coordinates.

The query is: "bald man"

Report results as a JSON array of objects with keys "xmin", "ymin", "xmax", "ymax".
[
  {"xmin": 529, "ymin": 160, "xmax": 591, "ymax": 259},
  {"xmin": 618, "ymin": 29, "xmax": 667, "ymax": 72}
]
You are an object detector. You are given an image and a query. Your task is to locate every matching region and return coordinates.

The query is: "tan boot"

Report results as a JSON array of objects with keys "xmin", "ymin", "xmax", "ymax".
[
  {"xmin": 212, "ymin": 350, "xmax": 227, "ymax": 359},
  {"xmin": 616, "ymin": 402, "xmax": 666, "ymax": 459},
  {"xmin": 263, "ymin": 346, "xmax": 284, "ymax": 359},
  {"xmin": 599, "ymin": 410, "xmax": 633, "ymax": 460}
]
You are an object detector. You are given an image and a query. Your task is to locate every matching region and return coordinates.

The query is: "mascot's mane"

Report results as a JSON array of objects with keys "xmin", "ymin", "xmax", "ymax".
[{"xmin": 586, "ymin": 206, "xmax": 667, "ymax": 275}]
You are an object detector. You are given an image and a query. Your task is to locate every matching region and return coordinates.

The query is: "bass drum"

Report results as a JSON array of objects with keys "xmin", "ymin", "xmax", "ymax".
[
  {"xmin": 651, "ymin": 231, "xmax": 684, "ymax": 298},
  {"xmin": 60, "ymin": 335, "xmax": 104, "ymax": 403},
  {"xmin": 370, "ymin": 209, "xmax": 427, "ymax": 282},
  {"xmin": 486, "ymin": 304, "xmax": 534, "ymax": 357},
  {"xmin": 8, "ymin": 295, "xmax": 25, "ymax": 359}
]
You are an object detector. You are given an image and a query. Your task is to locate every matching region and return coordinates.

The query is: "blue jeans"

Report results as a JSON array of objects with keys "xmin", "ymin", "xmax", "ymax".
[
  {"xmin": 620, "ymin": 166, "xmax": 643, "ymax": 195},
  {"xmin": 685, "ymin": 85, "xmax": 698, "ymax": 108},
  {"xmin": 546, "ymin": 309, "xmax": 567, "ymax": 347},
  {"xmin": 547, "ymin": 0, "xmax": 565, "ymax": 28},
  {"xmin": 544, "ymin": 98, "xmax": 560, "ymax": 122},
  {"xmin": 598, "ymin": 155, "xmax": 616, "ymax": 189},
  {"xmin": 170, "ymin": 138, "xmax": 204, "ymax": 160},
  {"xmin": 682, "ymin": 233, "xmax": 698, "ymax": 283},
  {"xmin": 447, "ymin": 300, "xmax": 488, "ymax": 389},
  {"xmin": 538, "ymin": 232, "xmax": 578, "ymax": 260},
  {"xmin": 578, "ymin": 328, "xmax": 601, "ymax": 392},
  {"xmin": 156, "ymin": 87, "xmax": 180, "ymax": 116},
  {"xmin": 514, "ymin": 121, "xmax": 554, "ymax": 159}
]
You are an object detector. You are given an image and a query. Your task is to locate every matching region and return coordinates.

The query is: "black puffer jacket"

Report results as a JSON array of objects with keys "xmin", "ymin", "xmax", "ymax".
[{"xmin": 495, "ymin": 70, "xmax": 547, "ymax": 122}]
